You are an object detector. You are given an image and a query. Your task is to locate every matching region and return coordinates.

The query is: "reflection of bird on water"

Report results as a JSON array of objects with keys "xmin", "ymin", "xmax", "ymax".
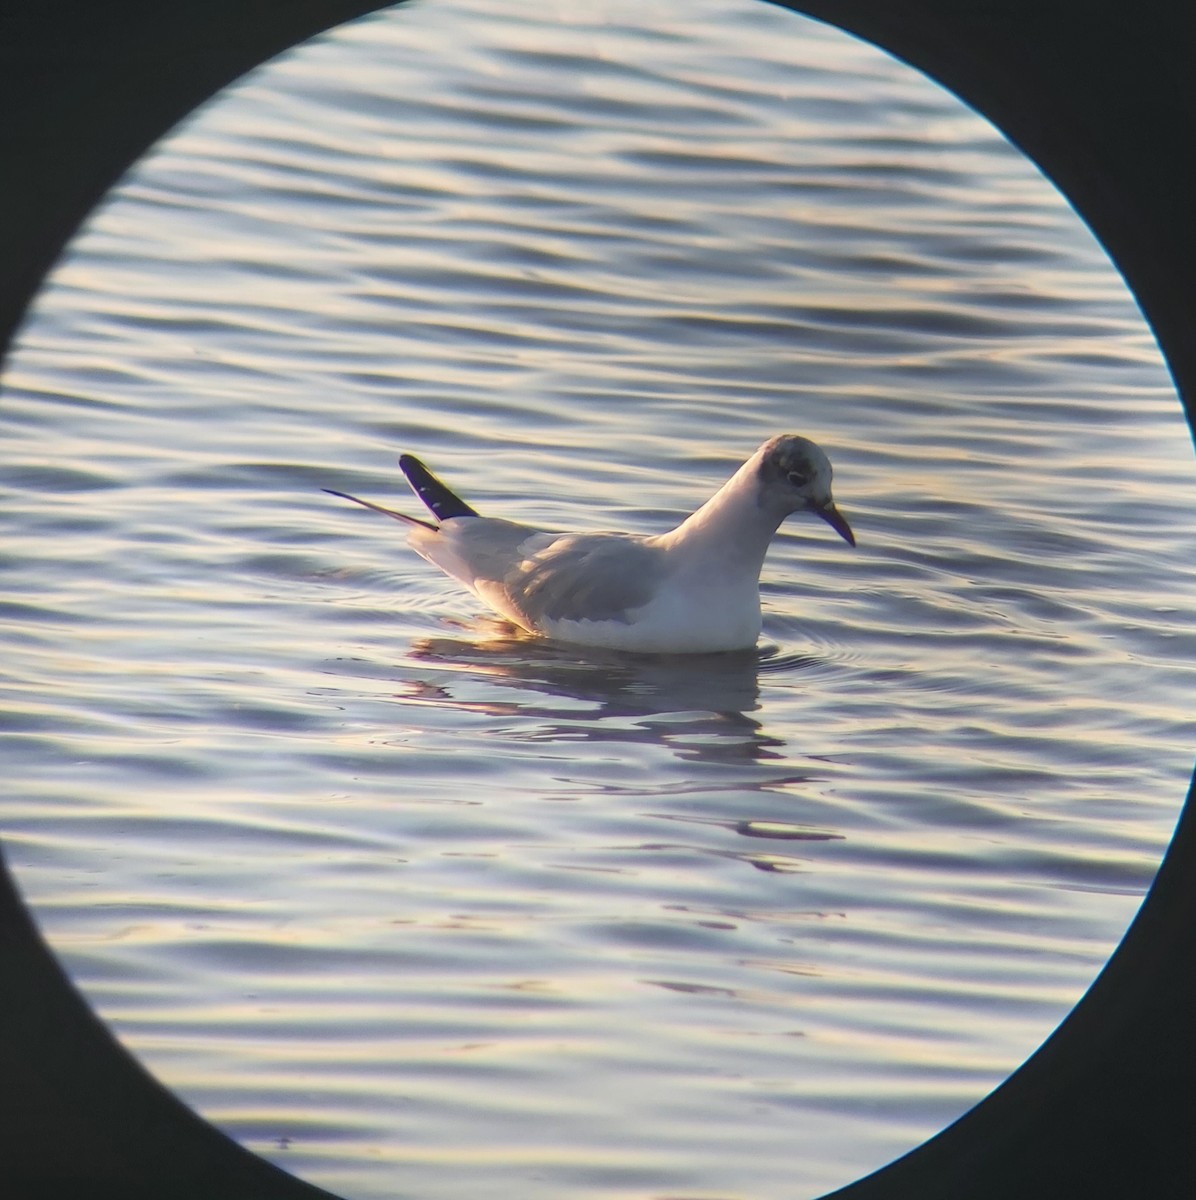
[
  {"xmin": 326, "ymin": 434, "xmax": 854, "ymax": 654},
  {"xmin": 408, "ymin": 624, "xmax": 766, "ymax": 716},
  {"xmin": 392, "ymin": 628, "xmax": 843, "ymax": 860},
  {"xmin": 395, "ymin": 625, "xmax": 830, "ymax": 767}
]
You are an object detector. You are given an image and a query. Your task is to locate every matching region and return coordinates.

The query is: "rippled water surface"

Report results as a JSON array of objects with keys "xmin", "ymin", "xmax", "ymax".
[{"xmin": 4, "ymin": 1, "xmax": 1196, "ymax": 1197}]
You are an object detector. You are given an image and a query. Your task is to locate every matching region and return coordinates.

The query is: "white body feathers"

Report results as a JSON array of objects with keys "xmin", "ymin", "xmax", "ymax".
[{"xmin": 327, "ymin": 435, "xmax": 854, "ymax": 655}]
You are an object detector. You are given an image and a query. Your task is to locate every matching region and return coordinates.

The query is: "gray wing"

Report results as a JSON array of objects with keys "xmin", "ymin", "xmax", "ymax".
[
  {"xmin": 414, "ymin": 519, "xmax": 664, "ymax": 628},
  {"xmin": 505, "ymin": 532, "xmax": 664, "ymax": 625}
]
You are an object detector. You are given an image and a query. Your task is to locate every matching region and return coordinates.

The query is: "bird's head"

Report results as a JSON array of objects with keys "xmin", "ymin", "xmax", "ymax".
[{"xmin": 757, "ymin": 433, "xmax": 855, "ymax": 546}]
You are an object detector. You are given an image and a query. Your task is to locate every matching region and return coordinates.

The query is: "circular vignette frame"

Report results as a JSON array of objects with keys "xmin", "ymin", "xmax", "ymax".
[{"xmin": 2, "ymin": 2, "xmax": 1195, "ymax": 1198}]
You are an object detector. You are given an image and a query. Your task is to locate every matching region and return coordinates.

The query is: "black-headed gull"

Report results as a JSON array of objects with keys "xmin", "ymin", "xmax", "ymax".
[{"xmin": 326, "ymin": 434, "xmax": 854, "ymax": 654}]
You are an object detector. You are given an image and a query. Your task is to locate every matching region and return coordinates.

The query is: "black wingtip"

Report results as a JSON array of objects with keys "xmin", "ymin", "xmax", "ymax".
[{"xmin": 399, "ymin": 454, "xmax": 479, "ymax": 521}]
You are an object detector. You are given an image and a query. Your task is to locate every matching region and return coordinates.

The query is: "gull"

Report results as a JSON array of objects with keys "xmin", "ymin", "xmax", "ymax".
[{"xmin": 325, "ymin": 434, "xmax": 855, "ymax": 655}]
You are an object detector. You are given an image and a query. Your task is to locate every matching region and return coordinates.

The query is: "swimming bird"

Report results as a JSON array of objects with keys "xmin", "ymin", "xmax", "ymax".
[{"xmin": 325, "ymin": 434, "xmax": 854, "ymax": 654}]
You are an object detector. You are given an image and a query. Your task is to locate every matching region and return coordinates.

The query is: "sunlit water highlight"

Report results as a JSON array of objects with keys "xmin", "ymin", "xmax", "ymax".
[{"xmin": 3, "ymin": 1, "xmax": 1195, "ymax": 1197}]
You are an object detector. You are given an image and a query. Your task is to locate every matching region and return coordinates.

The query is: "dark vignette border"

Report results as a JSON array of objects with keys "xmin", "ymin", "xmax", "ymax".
[{"xmin": 1, "ymin": 2, "xmax": 1193, "ymax": 1198}]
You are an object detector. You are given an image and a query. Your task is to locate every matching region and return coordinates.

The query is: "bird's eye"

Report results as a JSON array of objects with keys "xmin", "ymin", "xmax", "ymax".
[{"xmin": 787, "ymin": 470, "xmax": 810, "ymax": 488}]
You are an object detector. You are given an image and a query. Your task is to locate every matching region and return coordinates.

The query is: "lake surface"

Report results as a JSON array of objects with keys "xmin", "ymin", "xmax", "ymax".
[{"xmin": 3, "ymin": 1, "xmax": 1195, "ymax": 1197}]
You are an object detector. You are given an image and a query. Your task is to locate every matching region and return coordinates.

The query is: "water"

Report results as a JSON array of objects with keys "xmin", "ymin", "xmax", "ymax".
[{"xmin": 3, "ymin": 1, "xmax": 1195, "ymax": 1197}]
